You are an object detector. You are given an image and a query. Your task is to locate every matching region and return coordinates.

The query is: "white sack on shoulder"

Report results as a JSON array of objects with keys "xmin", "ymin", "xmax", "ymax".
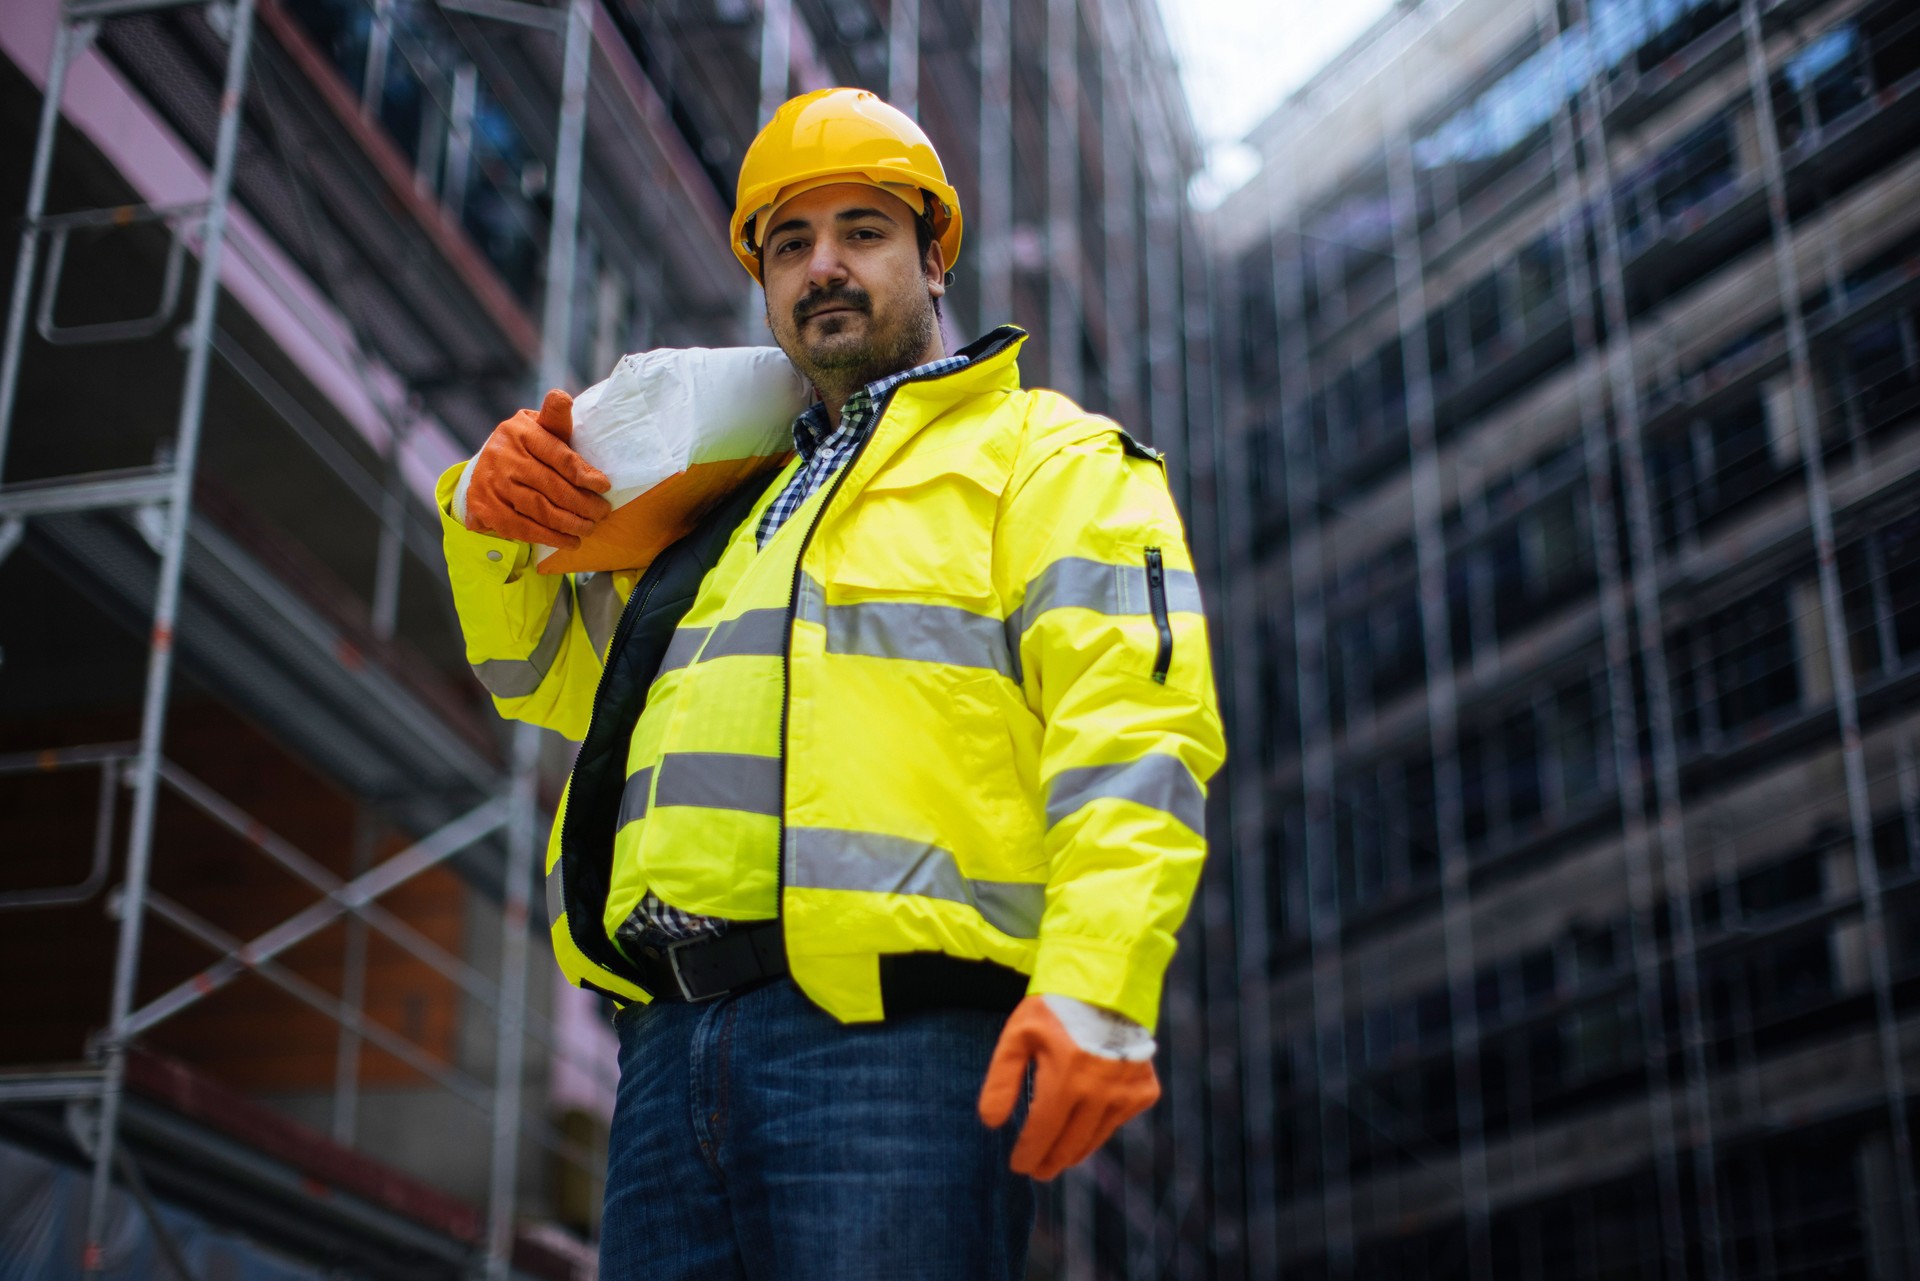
[
  {"xmin": 567, "ymin": 346, "xmax": 811, "ymax": 509},
  {"xmin": 532, "ymin": 346, "xmax": 812, "ymax": 566}
]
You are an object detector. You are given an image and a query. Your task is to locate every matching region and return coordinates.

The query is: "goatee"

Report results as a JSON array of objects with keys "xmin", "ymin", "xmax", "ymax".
[{"xmin": 783, "ymin": 285, "xmax": 937, "ymax": 399}]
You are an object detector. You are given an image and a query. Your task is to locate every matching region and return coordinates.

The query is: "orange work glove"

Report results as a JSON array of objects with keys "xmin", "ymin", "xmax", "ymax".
[
  {"xmin": 463, "ymin": 389, "xmax": 612, "ymax": 549},
  {"xmin": 977, "ymin": 995, "xmax": 1161, "ymax": 1181}
]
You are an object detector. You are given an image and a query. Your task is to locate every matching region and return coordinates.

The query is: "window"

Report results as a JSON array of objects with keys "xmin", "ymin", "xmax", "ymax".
[
  {"xmin": 1605, "ymin": 0, "xmax": 1737, "ymax": 79},
  {"xmin": 1245, "ymin": 420, "xmax": 1287, "ymax": 541},
  {"xmin": 1256, "ymin": 612, "xmax": 1295, "ymax": 768},
  {"xmin": 1835, "ymin": 309, "xmax": 1920, "ymax": 439},
  {"xmin": 1661, "ymin": 384, "xmax": 1798, "ymax": 540},
  {"xmin": 1370, "ymin": 594, "xmax": 1428, "ymax": 704},
  {"xmin": 1645, "ymin": 431, "xmax": 1700, "ymax": 550},
  {"xmin": 1519, "ymin": 489, "xmax": 1590, "ymax": 615},
  {"xmin": 1565, "ymin": 996, "xmax": 1635, "ymax": 1083},
  {"xmin": 1465, "ymin": 274, "xmax": 1504, "ymax": 362},
  {"xmin": 1865, "ymin": 0, "xmax": 1920, "ymax": 90},
  {"xmin": 1457, "ymin": 703, "xmax": 1551, "ymax": 858},
  {"xmin": 1773, "ymin": 24, "xmax": 1870, "ymax": 149},
  {"xmin": 1503, "ymin": 707, "xmax": 1543, "ymax": 828},
  {"xmin": 1616, "ymin": 112, "xmax": 1738, "ymax": 253},
  {"xmin": 1653, "ymin": 115, "xmax": 1737, "ymax": 226},
  {"xmin": 1426, "ymin": 310, "xmax": 1455, "ymax": 385},
  {"xmin": 1374, "ymin": 339, "xmax": 1408, "ymax": 434},
  {"xmin": 1553, "ymin": 674, "xmax": 1609, "ymax": 804},
  {"xmin": 1238, "ymin": 250, "xmax": 1280, "ymax": 392},
  {"xmin": 1738, "ymin": 849, "xmax": 1824, "ymax": 920},
  {"xmin": 1706, "ymin": 582, "xmax": 1802, "ymax": 736},
  {"xmin": 1883, "ymin": 514, "xmax": 1920, "ymax": 662},
  {"xmin": 1514, "ymin": 235, "xmax": 1563, "ymax": 330},
  {"xmin": 1452, "ymin": 471, "xmax": 1596, "ymax": 653}
]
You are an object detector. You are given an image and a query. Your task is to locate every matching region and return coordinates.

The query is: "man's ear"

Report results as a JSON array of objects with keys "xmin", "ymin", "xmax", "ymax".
[{"xmin": 924, "ymin": 241, "xmax": 948, "ymax": 299}]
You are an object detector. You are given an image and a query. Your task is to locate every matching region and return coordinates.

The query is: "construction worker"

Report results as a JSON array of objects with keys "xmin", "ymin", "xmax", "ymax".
[{"xmin": 439, "ymin": 88, "xmax": 1224, "ymax": 1278}]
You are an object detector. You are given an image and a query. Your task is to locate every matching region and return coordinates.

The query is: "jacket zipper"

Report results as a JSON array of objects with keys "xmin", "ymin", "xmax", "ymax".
[
  {"xmin": 1145, "ymin": 547, "xmax": 1172, "ymax": 685},
  {"xmin": 775, "ymin": 337, "xmax": 1018, "ymax": 921}
]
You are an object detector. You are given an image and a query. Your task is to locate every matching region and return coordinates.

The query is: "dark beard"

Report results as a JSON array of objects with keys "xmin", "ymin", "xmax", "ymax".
[{"xmin": 781, "ymin": 284, "xmax": 937, "ymax": 401}]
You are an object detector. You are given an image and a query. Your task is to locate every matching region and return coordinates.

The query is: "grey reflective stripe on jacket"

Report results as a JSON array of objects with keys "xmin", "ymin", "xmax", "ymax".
[
  {"xmin": 577, "ymin": 574, "xmax": 623, "ymax": 658},
  {"xmin": 797, "ymin": 574, "xmax": 1013, "ymax": 676},
  {"xmin": 1003, "ymin": 557, "xmax": 1203, "ymax": 682},
  {"xmin": 471, "ymin": 588, "xmax": 573, "ymax": 698},
  {"xmin": 617, "ymin": 765, "xmax": 655, "ymax": 828},
  {"xmin": 1045, "ymin": 754, "xmax": 1206, "ymax": 836},
  {"xmin": 657, "ymin": 607, "xmax": 791, "ymax": 677},
  {"xmin": 651, "ymin": 751, "xmax": 783, "ymax": 817},
  {"xmin": 783, "ymin": 826, "xmax": 1045, "ymax": 939}
]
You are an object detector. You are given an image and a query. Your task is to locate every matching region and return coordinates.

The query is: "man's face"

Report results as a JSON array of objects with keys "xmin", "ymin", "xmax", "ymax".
[{"xmin": 759, "ymin": 183, "xmax": 945, "ymax": 395}]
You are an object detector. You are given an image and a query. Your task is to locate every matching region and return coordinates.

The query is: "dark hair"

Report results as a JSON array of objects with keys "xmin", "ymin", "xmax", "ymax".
[{"xmin": 915, "ymin": 214, "xmax": 945, "ymax": 319}]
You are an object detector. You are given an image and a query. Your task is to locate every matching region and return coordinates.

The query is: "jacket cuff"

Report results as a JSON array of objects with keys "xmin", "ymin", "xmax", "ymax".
[
  {"xmin": 1040, "ymin": 993, "xmax": 1156, "ymax": 1060},
  {"xmin": 436, "ymin": 460, "xmax": 530, "ymax": 584},
  {"xmin": 1027, "ymin": 932, "xmax": 1174, "ymax": 1032}
]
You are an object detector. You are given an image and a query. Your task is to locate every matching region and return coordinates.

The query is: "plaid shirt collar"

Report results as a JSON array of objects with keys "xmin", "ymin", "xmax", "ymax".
[{"xmin": 791, "ymin": 354, "xmax": 973, "ymax": 459}]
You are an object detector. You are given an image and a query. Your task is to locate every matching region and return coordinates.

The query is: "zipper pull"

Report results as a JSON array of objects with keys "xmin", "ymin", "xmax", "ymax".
[{"xmin": 1145, "ymin": 547, "xmax": 1173, "ymax": 685}]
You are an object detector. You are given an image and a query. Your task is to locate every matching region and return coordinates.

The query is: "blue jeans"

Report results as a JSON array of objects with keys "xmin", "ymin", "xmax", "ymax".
[{"xmin": 600, "ymin": 978, "xmax": 1034, "ymax": 1280}]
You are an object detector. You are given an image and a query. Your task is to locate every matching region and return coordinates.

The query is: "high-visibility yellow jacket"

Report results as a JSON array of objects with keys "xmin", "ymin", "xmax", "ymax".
[{"xmin": 438, "ymin": 328, "xmax": 1225, "ymax": 1029}]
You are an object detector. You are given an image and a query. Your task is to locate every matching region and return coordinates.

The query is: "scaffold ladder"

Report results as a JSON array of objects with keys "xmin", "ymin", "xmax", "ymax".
[{"xmin": 0, "ymin": 0, "xmax": 259, "ymax": 1274}]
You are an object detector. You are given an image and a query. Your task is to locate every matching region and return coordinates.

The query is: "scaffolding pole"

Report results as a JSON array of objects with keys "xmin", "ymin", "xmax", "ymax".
[
  {"xmin": 0, "ymin": 14, "xmax": 91, "ymax": 472},
  {"xmin": 1138, "ymin": 65, "xmax": 1196, "ymax": 1281},
  {"xmin": 1044, "ymin": 0, "xmax": 1083, "ymax": 401},
  {"xmin": 1533, "ymin": 0, "xmax": 1691, "ymax": 1272},
  {"xmin": 47, "ymin": 1, "xmax": 262, "ymax": 1271},
  {"xmin": 1270, "ymin": 162, "xmax": 1356, "ymax": 1278},
  {"xmin": 484, "ymin": 0, "xmax": 594, "ymax": 1272},
  {"xmin": 1566, "ymin": 2, "xmax": 1728, "ymax": 1269},
  {"xmin": 1383, "ymin": 88, "xmax": 1495, "ymax": 1280},
  {"xmin": 1209, "ymin": 143, "xmax": 1278, "ymax": 1281},
  {"xmin": 1188, "ymin": 117, "xmax": 1249, "ymax": 1281},
  {"xmin": 977, "ymin": 0, "xmax": 1011, "ymax": 329},
  {"xmin": 1098, "ymin": 2, "xmax": 1139, "ymax": 428},
  {"xmin": 886, "ymin": 0, "xmax": 918, "ymax": 119},
  {"xmin": 330, "ymin": 808, "xmax": 381, "ymax": 1147},
  {"xmin": 757, "ymin": 0, "xmax": 791, "ymax": 129},
  {"xmin": 1737, "ymin": 1, "xmax": 1920, "ymax": 1268}
]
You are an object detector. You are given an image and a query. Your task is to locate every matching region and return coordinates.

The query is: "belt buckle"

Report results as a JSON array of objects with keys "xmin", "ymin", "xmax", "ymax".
[{"xmin": 666, "ymin": 937, "xmax": 723, "ymax": 1003}]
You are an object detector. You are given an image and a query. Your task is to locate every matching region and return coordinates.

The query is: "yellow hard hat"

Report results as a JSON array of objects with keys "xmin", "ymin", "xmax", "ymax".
[{"xmin": 731, "ymin": 87, "xmax": 963, "ymax": 284}]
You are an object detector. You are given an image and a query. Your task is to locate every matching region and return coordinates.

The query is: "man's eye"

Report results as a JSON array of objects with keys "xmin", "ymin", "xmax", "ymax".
[{"xmin": 774, "ymin": 239, "xmax": 804, "ymax": 255}]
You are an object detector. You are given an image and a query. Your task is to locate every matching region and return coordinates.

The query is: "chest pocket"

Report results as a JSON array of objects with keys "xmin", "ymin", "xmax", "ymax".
[{"xmin": 822, "ymin": 439, "xmax": 1011, "ymax": 610}]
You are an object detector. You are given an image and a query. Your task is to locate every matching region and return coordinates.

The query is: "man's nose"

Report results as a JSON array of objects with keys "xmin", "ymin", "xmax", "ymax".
[{"xmin": 805, "ymin": 239, "xmax": 849, "ymax": 289}]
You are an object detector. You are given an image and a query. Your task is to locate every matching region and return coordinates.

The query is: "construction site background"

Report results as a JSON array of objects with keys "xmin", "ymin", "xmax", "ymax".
[{"xmin": 5, "ymin": 0, "xmax": 1920, "ymax": 1278}]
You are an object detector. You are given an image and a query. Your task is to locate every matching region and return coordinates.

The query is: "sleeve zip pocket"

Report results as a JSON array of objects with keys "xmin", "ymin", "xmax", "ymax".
[{"xmin": 1144, "ymin": 547, "xmax": 1173, "ymax": 685}]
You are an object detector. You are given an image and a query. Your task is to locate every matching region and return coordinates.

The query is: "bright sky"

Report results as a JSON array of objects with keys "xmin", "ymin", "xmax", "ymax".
[{"xmin": 1157, "ymin": 0, "xmax": 1398, "ymax": 207}]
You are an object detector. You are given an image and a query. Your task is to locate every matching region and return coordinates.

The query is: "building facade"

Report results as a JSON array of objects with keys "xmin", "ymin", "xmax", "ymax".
[{"xmin": 1207, "ymin": 0, "xmax": 1920, "ymax": 1276}]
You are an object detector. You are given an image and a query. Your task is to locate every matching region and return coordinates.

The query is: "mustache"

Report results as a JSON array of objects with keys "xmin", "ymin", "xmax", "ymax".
[{"xmin": 794, "ymin": 286, "xmax": 872, "ymax": 326}]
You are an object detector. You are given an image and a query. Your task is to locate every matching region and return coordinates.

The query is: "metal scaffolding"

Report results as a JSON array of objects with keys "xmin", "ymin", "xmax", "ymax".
[{"xmin": 0, "ymin": 0, "xmax": 603, "ymax": 1274}]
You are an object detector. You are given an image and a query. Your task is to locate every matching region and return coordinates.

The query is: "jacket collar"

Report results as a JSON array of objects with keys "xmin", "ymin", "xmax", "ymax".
[{"xmin": 820, "ymin": 325, "xmax": 1028, "ymax": 507}]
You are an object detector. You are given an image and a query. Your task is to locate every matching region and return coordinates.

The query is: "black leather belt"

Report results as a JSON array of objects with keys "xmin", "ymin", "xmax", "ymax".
[{"xmin": 630, "ymin": 921, "xmax": 789, "ymax": 1003}]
